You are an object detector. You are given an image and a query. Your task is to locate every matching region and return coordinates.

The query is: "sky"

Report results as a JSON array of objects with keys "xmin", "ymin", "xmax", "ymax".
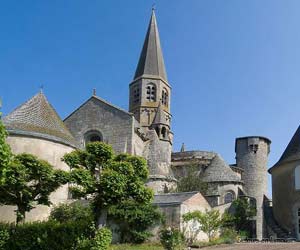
[{"xmin": 1, "ymin": 0, "xmax": 300, "ymax": 196}]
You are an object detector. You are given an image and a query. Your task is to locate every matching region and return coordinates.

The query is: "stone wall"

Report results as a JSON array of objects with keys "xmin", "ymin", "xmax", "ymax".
[{"xmin": 0, "ymin": 135, "xmax": 74, "ymax": 223}]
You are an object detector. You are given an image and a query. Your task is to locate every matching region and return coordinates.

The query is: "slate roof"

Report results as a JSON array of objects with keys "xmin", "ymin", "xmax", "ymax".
[
  {"xmin": 152, "ymin": 103, "xmax": 168, "ymax": 126},
  {"xmin": 200, "ymin": 154, "xmax": 242, "ymax": 183},
  {"xmin": 3, "ymin": 92, "xmax": 77, "ymax": 147},
  {"xmin": 133, "ymin": 9, "xmax": 168, "ymax": 82},
  {"xmin": 153, "ymin": 191, "xmax": 199, "ymax": 205},
  {"xmin": 270, "ymin": 126, "xmax": 300, "ymax": 171}
]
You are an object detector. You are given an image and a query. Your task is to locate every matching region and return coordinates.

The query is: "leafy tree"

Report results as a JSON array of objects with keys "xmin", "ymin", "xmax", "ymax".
[
  {"xmin": 0, "ymin": 153, "xmax": 69, "ymax": 224},
  {"xmin": 183, "ymin": 209, "xmax": 223, "ymax": 241},
  {"xmin": 0, "ymin": 113, "xmax": 12, "ymax": 180},
  {"xmin": 222, "ymin": 198, "xmax": 256, "ymax": 233},
  {"xmin": 176, "ymin": 165, "xmax": 207, "ymax": 194},
  {"xmin": 63, "ymin": 143, "xmax": 155, "ymax": 231}
]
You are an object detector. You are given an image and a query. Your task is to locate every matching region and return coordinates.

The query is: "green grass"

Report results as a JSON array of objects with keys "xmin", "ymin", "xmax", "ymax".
[{"xmin": 109, "ymin": 243, "xmax": 164, "ymax": 250}]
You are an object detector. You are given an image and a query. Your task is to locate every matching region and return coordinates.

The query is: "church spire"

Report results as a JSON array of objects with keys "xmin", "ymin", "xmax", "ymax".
[{"xmin": 133, "ymin": 9, "xmax": 167, "ymax": 82}]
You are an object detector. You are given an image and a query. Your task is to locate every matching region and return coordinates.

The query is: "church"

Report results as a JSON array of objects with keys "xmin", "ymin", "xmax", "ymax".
[{"xmin": 1, "ymin": 9, "xmax": 296, "ymax": 241}]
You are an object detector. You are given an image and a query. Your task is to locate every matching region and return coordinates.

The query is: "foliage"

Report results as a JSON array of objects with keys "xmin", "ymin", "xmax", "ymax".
[
  {"xmin": 222, "ymin": 198, "xmax": 256, "ymax": 233},
  {"xmin": 109, "ymin": 200, "xmax": 164, "ymax": 243},
  {"xmin": 183, "ymin": 209, "xmax": 222, "ymax": 241},
  {"xmin": 0, "ymin": 116, "xmax": 12, "ymax": 184},
  {"xmin": 219, "ymin": 228, "xmax": 238, "ymax": 244},
  {"xmin": 109, "ymin": 243, "xmax": 164, "ymax": 250},
  {"xmin": 0, "ymin": 229, "xmax": 9, "ymax": 249},
  {"xmin": 175, "ymin": 165, "xmax": 207, "ymax": 194},
  {"xmin": 0, "ymin": 153, "xmax": 69, "ymax": 224},
  {"xmin": 49, "ymin": 201, "xmax": 94, "ymax": 224},
  {"xmin": 76, "ymin": 227, "xmax": 112, "ymax": 250},
  {"xmin": 63, "ymin": 142, "xmax": 155, "ymax": 236},
  {"xmin": 159, "ymin": 227, "xmax": 185, "ymax": 250},
  {"xmin": 0, "ymin": 220, "xmax": 92, "ymax": 250}
]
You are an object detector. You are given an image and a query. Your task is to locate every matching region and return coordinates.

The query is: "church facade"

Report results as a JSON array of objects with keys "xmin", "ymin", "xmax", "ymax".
[{"xmin": 1, "ymin": 10, "xmax": 292, "ymax": 241}]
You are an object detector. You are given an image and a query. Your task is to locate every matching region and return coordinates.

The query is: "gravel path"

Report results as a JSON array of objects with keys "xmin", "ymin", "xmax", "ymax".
[{"xmin": 199, "ymin": 243, "xmax": 300, "ymax": 250}]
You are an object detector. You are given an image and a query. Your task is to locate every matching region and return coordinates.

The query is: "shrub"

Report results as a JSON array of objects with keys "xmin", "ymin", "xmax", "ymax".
[
  {"xmin": 159, "ymin": 227, "xmax": 185, "ymax": 250},
  {"xmin": 220, "ymin": 228, "xmax": 238, "ymax": 244},
  {"xmin": 76, "ymin": 227, "xmax": 112, "ymax": 250},
  {"xmin": 50, "ymin": 201, "xmax": 94, "ymax": 223},
  {"xmin": 0, "ymin": 220, "xmax": 92, "ymax": 250},
  {"xmin": 0, "ymin": 229, "xmax": 9, "ymax": 249}
]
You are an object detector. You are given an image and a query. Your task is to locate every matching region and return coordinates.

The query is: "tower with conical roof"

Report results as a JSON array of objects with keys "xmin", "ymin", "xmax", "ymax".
[
  {"xmin": 129, "ymin": 9, "xmax": 175, "ymax": 192},
  {"xmin": 129, "ymin": 9, "xmax": 171, "ymax": 137}
]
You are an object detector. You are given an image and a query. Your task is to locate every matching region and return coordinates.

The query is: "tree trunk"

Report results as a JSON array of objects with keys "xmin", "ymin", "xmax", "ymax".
[
  {"xmin": 16, "ymin": 209, "xmax": 25, "ymax": 225},
  {"xmin": 97, "ymin": 208, "xmax": 108, "ymax": 228}
]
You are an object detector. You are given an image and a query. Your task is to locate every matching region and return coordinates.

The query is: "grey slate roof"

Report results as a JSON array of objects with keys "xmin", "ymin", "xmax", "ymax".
[
  {"xmin": 153, "ymin": 191, "xmax": 199, "ymax": 205},
  {"xmin": 200, "ymin": 154, "xmax": 242, "ymax": 183},
  {"xmin": 270, "ymin": 126, "xmax": 300, "ymax": 171},
  {"xmin": 133, "ymin": 9, "xmax": 168, "ymax": 82},
  {"xmin": 152, "ymin": 103, "xmax": 168, "ymax": 126},
  {"xmin": 3, "ymin": 92, "xmax": 76, "ymax": 147}
]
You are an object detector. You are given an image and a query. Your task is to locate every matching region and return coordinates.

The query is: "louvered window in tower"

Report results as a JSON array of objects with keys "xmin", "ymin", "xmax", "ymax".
[
  {"xmin": 146, "ymin": 84, "xmax": 156, "ymax": 102},
  {"xmin": 162, "ymin": 89, "xmax": 168, "ymax": 106},
  {"xmin": 133, "ymin": 86, "xmax": 140, "ymax": 104}
]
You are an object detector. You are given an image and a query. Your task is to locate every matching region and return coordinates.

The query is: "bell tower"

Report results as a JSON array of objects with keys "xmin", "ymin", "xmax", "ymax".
[{"xmin": 129, "ymin": 9, "xmax": 171, "ymax": 138}]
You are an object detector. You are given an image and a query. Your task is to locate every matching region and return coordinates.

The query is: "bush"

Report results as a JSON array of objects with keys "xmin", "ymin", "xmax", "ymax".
[
  {"xmin": 50, "ymin": 201, "xmax": 94, "ymax": 223},
  {"xmin": 220, "ymin": 228, "xmax": 238, "ymax": 244},
  {"xmin": 76, "ymin": 227, "xmax": 112, "ymax": 250},
  {"xmin": 0, "ymin": 229, "xmax": 9, "ymax": 249},
  {"xmin": 159, "ymin": 227, "xmax": 185, "ymax": 250},
  {"xmin": 0, "ymin": 220, "xmax": 92, "ymax": 250}
]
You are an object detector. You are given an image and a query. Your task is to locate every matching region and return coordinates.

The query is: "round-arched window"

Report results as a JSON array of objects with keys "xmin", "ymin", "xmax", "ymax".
[
  {"xmin": 224, "ymin": 191, "xmax": 235, "ymax": 204},
  {"xmin": 84, "ymin": 130, "xmax": 103, "ymax": 145},
  {"xmin": 162, "ymin": 88, "xmax": 168, "ymax": 106},
  {"xmin": 146, "ymin": 83, "xmax": 156, "ymax": 102}
]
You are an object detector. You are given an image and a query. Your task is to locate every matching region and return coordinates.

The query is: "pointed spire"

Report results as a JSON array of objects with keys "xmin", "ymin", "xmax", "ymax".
[
  {"xmin": 133, "ymin": 9, "xmax": 167, "ymax": 81},
  {"xmin": 180, "ymin": 143, "xmax": 185, "ymax": 152},
  {"xmin": 152, "ymin": 103, "xmax": 168, "ymax": 126}
]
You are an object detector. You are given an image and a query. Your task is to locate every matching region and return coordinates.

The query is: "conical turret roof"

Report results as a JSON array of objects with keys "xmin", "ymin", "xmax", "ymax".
[
  {"xmin": 133, "ymin": 9, "xmax": 168, "ymax": 82},
  {"xmin": 3, "ymin": 92, "xmax": 76, "ymax": 147},
  {"xmin": 152, "ymin": 103, "xmax": 168, "ymax": 126},
  {"xmin": 201, "ymin": 154, "xmax": 242, "ymax": 183}
]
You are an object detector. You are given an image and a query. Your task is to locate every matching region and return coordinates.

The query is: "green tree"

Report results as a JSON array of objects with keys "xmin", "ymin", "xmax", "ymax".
[
  {"xmin": 176, "ymin": 165, "xmax": 208, "ymax": 194},
  {"xmin": 0, "ymin": 113, "xmax": 12, "ymax": 181},
  {"xmin": 183, "ymin": 209, "xmax": 223, "ymax": 241},
  {"xmin": 0, "ymin": 153, "xmax": 69, "ymax": 224},
  {"xmin": 63, "ymin": 143, "xmax": 154, "ymax": 231},
  {"xmin": 223, "ymin": 198, "xmax": 256, "ymax": 233}
]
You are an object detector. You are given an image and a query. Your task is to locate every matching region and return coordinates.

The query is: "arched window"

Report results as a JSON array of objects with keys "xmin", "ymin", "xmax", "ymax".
[
  {"xmin": 224, "ymin": 191, "xmax": 235, "ymax": 204},
  {"xmin": 146, "ymin": 84, "xmax": 156, "ymax": 102},
  {"xmin": 84, "ymin": 130, "xmax": 103, "ymax": 145},
  {"xmin": 132, "ymin": 86, "xmax": 140, "ymax": 104},
  {"xmin": 162, "ymin": 88, "xmax": 168, "ymax": 106},
  {"xmin": 295, "ymin": 165, "xmax": 300, "ymax": 190},
  {"xmin": 161, "ymin": 127, "xmax": 167, "ymax": 139}
]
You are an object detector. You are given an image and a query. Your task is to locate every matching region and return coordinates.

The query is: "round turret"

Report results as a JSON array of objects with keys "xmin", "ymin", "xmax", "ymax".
[{"xmin": 235, "ymin": 136, "xmax": 271, "ymax": 239}]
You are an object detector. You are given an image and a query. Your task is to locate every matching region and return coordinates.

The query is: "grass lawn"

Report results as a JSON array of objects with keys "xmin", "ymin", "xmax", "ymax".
[{"xmin": 109, "ymin": 243, "xmax": 164, "ymax": 250}]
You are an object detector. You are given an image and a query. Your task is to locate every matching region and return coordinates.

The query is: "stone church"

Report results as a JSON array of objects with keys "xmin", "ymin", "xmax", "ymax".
[{"xmin": 0, "ymin": 10, "xmax": 293, "ymax": 241}]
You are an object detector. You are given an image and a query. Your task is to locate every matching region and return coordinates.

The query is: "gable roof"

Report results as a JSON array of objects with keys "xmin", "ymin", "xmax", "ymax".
[
  {"xmin": 3, "ymin": 92, "xmax": 76, "ymax": 147},
  {"xmin": 200, "ymin": 154, "xmax": 242, "ymax": 183},
  {"xmin": 153, "ymin": 191, "xmax": 199, "ymax": 205},
  {"xmin": 64, "ymin": 95, "xmax": 133, "ymax": 122},
  {"xmin": 270, "ymin": 125, "xmax": 300, "ymax": 172},
  {"xmin": 152, "ymin": 103, "xmax": 168, "ymax": 126},
  {"xmin": 133, "ymin": 9, "xmax": 168, "ymax": 82}
]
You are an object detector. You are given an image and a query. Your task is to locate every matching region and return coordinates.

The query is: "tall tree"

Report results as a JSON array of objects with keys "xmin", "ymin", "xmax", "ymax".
[
  {"xmin": 0, "ymin": 153, "xmax": 69, "ymax": 224},
  {"xmin": 0, "ymin": 112, "xmax": 12, "ymax": 177}
]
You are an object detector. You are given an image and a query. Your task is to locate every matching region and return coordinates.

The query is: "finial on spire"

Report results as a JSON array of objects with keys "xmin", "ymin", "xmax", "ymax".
[
  {"xmin": 93, "ymin": 88, "xmax": 96, "ymax": 96},
  {"xmin": 180, "ymin": 143, "xmax": 185, "ymax": 152},
  {"xmin": 152, "ymin": 3, "xmax": 156, "ymax": 11},
  {"xmin": 39, "ymin": 84, "xmax": 44, "ymax": 94}
]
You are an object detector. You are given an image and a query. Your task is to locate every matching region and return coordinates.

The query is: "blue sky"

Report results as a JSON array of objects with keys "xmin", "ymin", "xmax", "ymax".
[{"xmin": 1, "ymin": 0, "xmax": 300, "ymax": 196}]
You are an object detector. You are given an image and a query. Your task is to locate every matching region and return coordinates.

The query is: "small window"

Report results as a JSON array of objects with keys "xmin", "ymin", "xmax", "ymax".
[
  {"xmin": 162, "ymin": 88, "xmax": 168, "ymax": 106},
  {"xmin": 133, "ymin": 86, "xmax": 140, "ymax": 104},
  {"xmin": 224, "ymin": 191, "xmax": 235, "ymax": 204},
  {"xmin": 146, "ymin": 84, "xmax": 156, "ymax": 102},
  {"xmin": 85, "ymin": 130, "xmax": 103, "ymax": 145},
  {"xmin": 161, "ymin": 127, "xmax": 167, "ymax": 139},
  {"xmin": 295, "ymin": 166, "xmax": 300, "ymax": 190}
]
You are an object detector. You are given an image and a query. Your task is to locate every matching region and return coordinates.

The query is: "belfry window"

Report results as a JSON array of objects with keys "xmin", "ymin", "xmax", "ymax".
[
  {"xmin": 162, "ymin": 89, "xmax": 168, "ymax": 106},
  {"xmin": 146, "ymin": 84, "xmax": 156, "ymax": 102},
  {"xmin": 133, "ymin": 86, "xmax": 140, "ymax": 104},
  {"xmin": 224, "ymin": 191, "xmax": 235, "ymax": 204},
  {"xmin": 161, "ymin": 127, "xmax": 167, "ymax": 139},
  {"xmin": 295, "ymin": 165, "xmax": 300, "ymax": 190}
]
